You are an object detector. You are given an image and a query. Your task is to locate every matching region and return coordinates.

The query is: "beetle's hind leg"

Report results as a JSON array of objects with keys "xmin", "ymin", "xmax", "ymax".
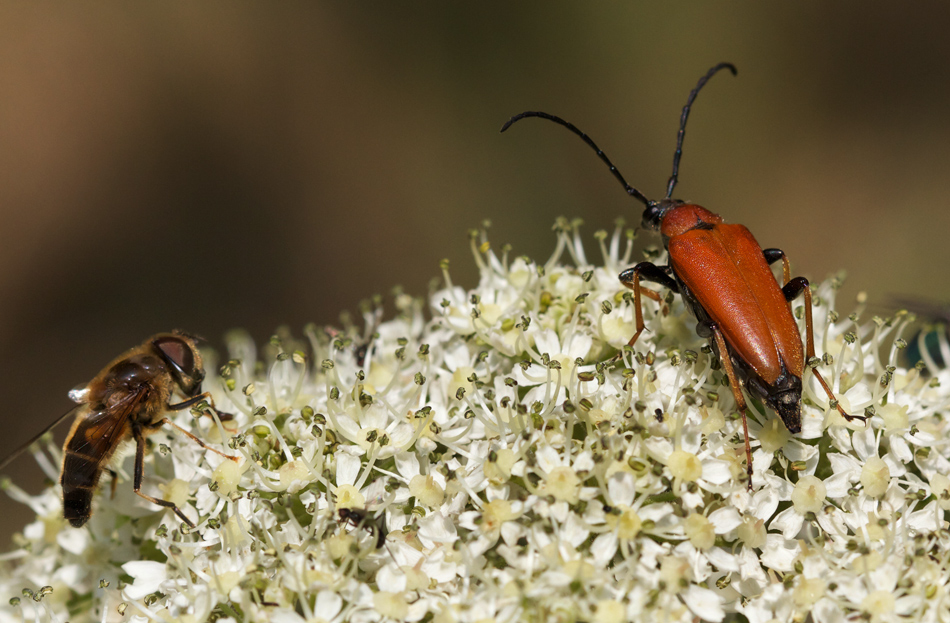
[
  {"xmin": 618, "ymin": 262, "xmax": 679, "ymax": 350},
  {"xmin": 708, "ymin": 323, "xmax": 755, "ymax": 489},
  {"xmin": 782, "ymin": 277, "xmax": 868, "ymax": 425}
]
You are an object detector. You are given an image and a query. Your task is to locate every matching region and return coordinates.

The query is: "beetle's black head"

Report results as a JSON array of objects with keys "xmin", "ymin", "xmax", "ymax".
[
  {"xmin": 769, "ymin": 390, "xmax": 802, "ymax": 434},
  {"xmin": 151, "ymin": 333, "xmax": 205, "ymax": 397},
  {"xmin": 641, "ymin": 198, "xmax": 683, "ymax": 231},
  {"xmin": 748, "ymin": 367, "xmax": 803, "ymax": 435}
]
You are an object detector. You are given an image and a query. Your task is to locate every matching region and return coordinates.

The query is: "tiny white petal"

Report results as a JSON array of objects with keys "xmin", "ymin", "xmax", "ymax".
[
  {"xmin": 335, "ymin": 451, "xmax": 362, "ymax": 487},
  {"xmin": 748, "ymin": 484, "xmax": 780, "ymax": 520},
  {"xmin": 759, "ymin": 533, "xmax": 799, "ymax": 572},
  {"xmin": 269, "ymin": 609, "xmax": 306, "ymax": 623},
  {"xmin": 417, "ymin": 511, "xmax": 457, "ymax": 546},
  {"xmin": 769, "ymin": 506, "xmax": 804, "ymax": 540},
  {"xmin": 851, "ymin": 427, "xmax": 877, "ymax": 460},
  {"xmin": 708, "ymin": 507, "xmax": 742, "ymax": 533},
  {"xmin": 535, "ymin": 444, "xmax": 563, "ymax": 473},
  {"xmin": 607, "ymin": 471, "xmax": 636, "ymax": 507},
  {"xmin": 682, "ymin": 585, "xmax": 724, "ymax": 622},
  {"xmin": 121, "ymin": 561, "xmax": 167, "ymax": 600},
  {"xmin": 706, "ymin": 546, "xmax": 740, "ymax": 573},
  {"xmin": 700, "ymin": 457, "xmax": 732, "ymax": 484}
]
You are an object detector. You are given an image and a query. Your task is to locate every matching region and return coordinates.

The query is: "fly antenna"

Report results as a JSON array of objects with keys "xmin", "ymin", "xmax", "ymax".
[
  {"xmin": 0, "ymin": 405, "xmax": 80, "ymax": 471},
  {"xmin": 501, "ymin": 111, "xmax": 652, "ymax": 207},
  {"xmin": 665, "ymin": 62, "xmax": 737, "ymax": 199}
]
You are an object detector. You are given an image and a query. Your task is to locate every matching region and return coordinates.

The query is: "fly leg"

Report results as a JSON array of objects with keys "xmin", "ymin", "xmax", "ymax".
[
  {"xmin": 107, "ymin": 469, "xmax": 118, "ymax": 499},
  {"xmin": 132, "ymin": 425, "xmax": 195, "ymax": 527},
  {"xmin": 160, "ymin": 393, "xmax": 241, "ymax": 461},
  {"xmin": 782, "ymin": 277, "xmax": 868, "ymax": 425},
  {"xmin": 168, "ymin": 391, "xmax": 237, "ymax": 429},
  {"xmin": 158, "ymin": 415, "xmax": 241, "ymax": 463},
  {"xmin": 706, "ymin": 323, "xmax": 755, "ymax": 489},
  {"xmin": 618, "ymin": 262, "xmax": 679, "ymax": 349}
]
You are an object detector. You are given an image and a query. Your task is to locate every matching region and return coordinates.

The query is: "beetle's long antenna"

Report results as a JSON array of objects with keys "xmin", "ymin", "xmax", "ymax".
[
  {"xmin": 501, "ymin": 111, "xmax": 652, "ymax": 207},
  {"xmin": 665, "ymin": 62, "xmax": 737, "ymax": 200}
]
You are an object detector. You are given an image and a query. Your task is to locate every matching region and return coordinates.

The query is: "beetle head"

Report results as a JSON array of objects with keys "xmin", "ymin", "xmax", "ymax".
[
  {"xmin": 770, "ymin": 391, "xmax": 802, "ymax": 434},
  {"xmin": 749, "ymin": 367, "xmax": 803, "ymax": 435},
  {"xmin": 641, "ymin": 199, "xmax": 683, "ymax": 231}
]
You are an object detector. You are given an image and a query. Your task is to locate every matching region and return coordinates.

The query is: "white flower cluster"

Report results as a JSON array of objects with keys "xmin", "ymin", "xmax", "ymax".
[{"xmin": 2, "ymin": 217, "xmax": 949, "ymax": 623}]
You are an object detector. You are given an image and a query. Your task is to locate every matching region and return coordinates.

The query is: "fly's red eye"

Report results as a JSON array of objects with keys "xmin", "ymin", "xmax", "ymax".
[{"xmin": 152, "ymin": 336, "xmax": 197, "ymax": 377}]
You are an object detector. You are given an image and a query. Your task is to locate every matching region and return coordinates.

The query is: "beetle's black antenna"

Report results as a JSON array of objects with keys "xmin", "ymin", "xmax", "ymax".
[
  {"xmin": 501, "ymin": 111, "xmax": 652, "ymax": 207},
  {"xmin": 665, "ymin": 62, "xmax": 737, "ymax": 200}
]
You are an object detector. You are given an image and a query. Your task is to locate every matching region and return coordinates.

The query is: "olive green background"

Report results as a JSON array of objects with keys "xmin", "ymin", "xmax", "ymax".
[{"xmin": 1, "ymin": 4, "xmax": 949, "ymax": 546}]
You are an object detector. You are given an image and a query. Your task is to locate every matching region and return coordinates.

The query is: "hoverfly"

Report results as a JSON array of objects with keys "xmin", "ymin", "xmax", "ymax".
[{"xmin": 0, "ymin": 332, "xmax": 240, "ymax": 527}]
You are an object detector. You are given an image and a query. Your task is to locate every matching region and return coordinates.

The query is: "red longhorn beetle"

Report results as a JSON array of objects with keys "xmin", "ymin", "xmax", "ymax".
[{"xmin": 502, "ymin": 63, "xmax": 866, "ymax": 486}]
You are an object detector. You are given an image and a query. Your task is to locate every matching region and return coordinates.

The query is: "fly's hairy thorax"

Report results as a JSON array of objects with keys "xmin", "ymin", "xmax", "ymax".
[{"xmin": 86, "ymin": 353, "xmax": 170, "ymax": 424}]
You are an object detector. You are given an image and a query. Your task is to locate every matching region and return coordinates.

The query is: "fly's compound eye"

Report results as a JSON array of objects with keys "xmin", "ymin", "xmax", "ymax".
[{"xmin": 153, "ymin": 336, "xmax": 199, "ymax": 380}]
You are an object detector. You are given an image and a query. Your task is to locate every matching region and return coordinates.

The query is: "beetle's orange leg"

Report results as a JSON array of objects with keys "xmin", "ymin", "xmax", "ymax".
[
  {"xmin": 764, "ymin": 248, "xmax": 792, "ymax": 314},
  {"xmin": 619, "ymin": 262, "xmax": 679, "ymax": 349},
  {"xmin": 783, "ymin": 277, "xmax": 868, "ymax": 425},
  {"xmin": 709, "ymin": 324, "xmax": 754, "ymax": 489},
  {"xmin": 639, "ymin": 287, "xmax": 663, "ymax": 304}
]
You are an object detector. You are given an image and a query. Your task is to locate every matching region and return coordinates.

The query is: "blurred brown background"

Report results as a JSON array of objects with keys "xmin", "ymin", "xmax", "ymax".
[{"xmin": 2, "ymin": 4, "xmax": 950, "ymax": 544}]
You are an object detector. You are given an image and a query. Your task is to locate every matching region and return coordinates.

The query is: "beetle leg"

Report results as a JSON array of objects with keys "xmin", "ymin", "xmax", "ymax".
[
  {"xmin": 782, "ymin": 277, "xmax": 868, "ymax": 425},
  {"xmin": 763, "ymin": 248, "xmax": 790, "ymax": 282},
  {"xmin": 709, "ymin": 323, "xmax": 754, "ymax": 489},
  {"xmin": 619, "ymin": 262, "xmax": 679, "ymax": 348},
  {"xmin": 131, "ymin": 424, "xmax": 195, "ymax": 527},
  {"xmin": 764, "ymin": 248, "xmax": 792, "ymax": 313},
  {"xmin": 695, "ymin": 319, "xmax": 713, "ymax": 339},
  {"xmin": 639, "ymin": 287, "xmax": 663, "ymax": 304}
]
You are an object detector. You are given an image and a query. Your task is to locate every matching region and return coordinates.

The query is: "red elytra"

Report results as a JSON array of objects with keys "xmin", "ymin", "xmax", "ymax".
[{"xmin": 665, "ymin": 207, "xmax": 804, "ymax": 400}]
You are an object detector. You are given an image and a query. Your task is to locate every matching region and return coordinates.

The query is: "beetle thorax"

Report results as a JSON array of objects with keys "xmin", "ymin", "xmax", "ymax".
[{"xmin": 659, "ymin": 204, "xmax": 724, "ymax": 239}]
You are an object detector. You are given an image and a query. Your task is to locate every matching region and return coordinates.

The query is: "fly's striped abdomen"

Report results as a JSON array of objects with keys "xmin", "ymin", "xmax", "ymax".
[
  {"xmin": 60, "ymin": 450, "xmax": 103, "ymax": 527},
  {"xmin": 60, "ymin": 405, "xmax": 130, "ymax": 528}
]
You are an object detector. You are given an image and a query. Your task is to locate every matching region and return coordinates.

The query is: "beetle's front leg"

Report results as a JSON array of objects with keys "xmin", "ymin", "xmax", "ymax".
[
  {"xmin": 782, "ymin": 276, "xmax": 868, "ymax": 426},
  {"xmin": 763, "ymin": 248, "xmax": 791, "ymax": 285},
  {"xmin": 618, "ymin": 262, "xmax": 679, "ymax": 348},
  {"xmin": 764, "ymin": 248, "xmax": 792, "ymax": 313}
]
